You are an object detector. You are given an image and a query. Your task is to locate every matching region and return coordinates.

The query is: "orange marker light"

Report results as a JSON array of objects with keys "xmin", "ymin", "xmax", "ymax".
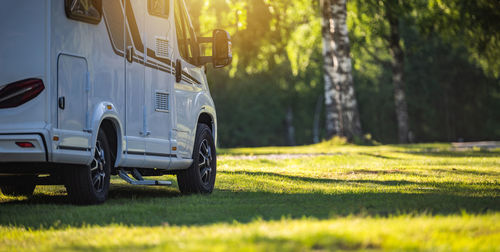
[
  {"xmin": 107, "ymin": 105, "xmax": 112, "ymax": 110},
  {"xmin": 172, "ymin": 147, "xmax": 177, "ymax": 151},
  {"xmin": 53, "ymin": 136, "xmax": 59, "ymax": 141}
]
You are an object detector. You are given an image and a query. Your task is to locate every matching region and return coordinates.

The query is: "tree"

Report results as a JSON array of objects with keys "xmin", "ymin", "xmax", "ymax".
[
  {"xmin": 186, "ymin": 0, "xmax": 500, "ymax": 147},
  {"xmin": 349, "ymin": 0, "xmax": 411, "ymax": 143},
  {"xmin": 386, "ymin": 0, "xmax": 410, "ymax": 143},
  {"xmin": 422, "ymin": 0, "xmax": 500, "ymax": 78},
  {"xmin": 188, "ymin": 0, "xmax": 324, "ymax": 146},
  {"xmin": 321, "ymin": 0, "xmax": 362, "ymax": 141}
]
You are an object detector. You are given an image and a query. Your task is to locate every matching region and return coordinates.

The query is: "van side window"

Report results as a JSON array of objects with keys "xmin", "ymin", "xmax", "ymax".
[
  {"xmin": 65, "ymin": 0, "xmax": 102, "ymax": 25},
  {"xmin": 174, "ymin": 0, "xmax": 198, "ymax": 65},
  {"xmin": 148, "ymin": 0, "xmax": 170, "ymax": 19}
]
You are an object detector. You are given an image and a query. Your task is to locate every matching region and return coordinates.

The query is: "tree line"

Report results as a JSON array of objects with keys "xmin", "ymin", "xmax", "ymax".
[{"xmin": 187, "ymin": 0, "xmax": 500, "ymax": 147}]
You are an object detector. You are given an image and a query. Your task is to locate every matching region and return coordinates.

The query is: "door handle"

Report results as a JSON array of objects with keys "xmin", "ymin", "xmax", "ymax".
[
  {"xmin": 126, "ymin": 46, "xmax": 134, "ymax": 63},
  {"xmin": 175, "ymin": 59, "xmax": 182, "ymax": 83},
  {"xmin": 58, "ymin": 96, "xmax": 65, "ymax": 110},
  {"xmin": 140, "ymin": 131, "xmax": 151, "ymax": 136}
]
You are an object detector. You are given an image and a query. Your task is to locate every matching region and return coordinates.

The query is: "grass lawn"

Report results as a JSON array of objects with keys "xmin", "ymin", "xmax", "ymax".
[{"xmin": 0, "ymin": 142, "xmax": 499, "ymax": 251}]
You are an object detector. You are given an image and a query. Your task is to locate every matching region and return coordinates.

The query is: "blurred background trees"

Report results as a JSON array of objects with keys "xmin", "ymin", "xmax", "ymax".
[{"xmin": 186, "ymin": 0, "xmax": 500, "ymax": 147}]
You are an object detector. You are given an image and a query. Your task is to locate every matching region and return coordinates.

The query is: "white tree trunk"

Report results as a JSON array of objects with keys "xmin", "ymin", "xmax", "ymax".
[
  {"xmin": 322, "ymin": 0, "xmax": 342, "ymax": 138},
  {"xmin": 322, "ymin": 0, "xmax": 362, "ymax": 140},
  {"xmin": 386, "ymin": 0, "xmax": 409, "ymax": 143}
]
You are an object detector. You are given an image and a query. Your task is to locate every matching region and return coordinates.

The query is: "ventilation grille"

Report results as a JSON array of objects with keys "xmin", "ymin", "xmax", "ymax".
[
  {"xmin": 155, "ymin": 37, "xmax": 169, "ymax": 58},
  {"xmin": 155, "ymin": 92, "xmax": 169, "ymax": 112}
]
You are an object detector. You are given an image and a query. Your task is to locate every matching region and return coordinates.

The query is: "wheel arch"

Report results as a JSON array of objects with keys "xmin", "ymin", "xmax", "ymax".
[
  {"xmin": 196, "ymin": 110, "xmax": 217, "ymax": 145},
  {"xmin": 99, "ymin": 119, "xmax": 118, "ymax": 171},
  {"xmin": 89, "ymin": 102, "xmax": 124, "ymax": 168},
  {"xmin": 198, "ymin": 112, "xmax": 214, "ymax": 133}
]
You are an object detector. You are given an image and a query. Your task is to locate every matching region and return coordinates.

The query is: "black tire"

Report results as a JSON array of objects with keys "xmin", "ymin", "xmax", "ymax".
[
  {"xmin": 65, "ymin": 128, "xmax": 111, "ymax": 205},
  {"xmin": 177, "ymin": 123, "xmax": 216, "ymax": 194},
  {"xmin": 0, "ymin": 176, "xmax": 36, "ymax": 197}
]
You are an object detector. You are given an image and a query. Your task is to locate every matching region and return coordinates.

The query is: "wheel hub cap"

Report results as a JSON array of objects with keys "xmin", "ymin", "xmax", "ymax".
[
  {"xmin": 90, "ymin": 141, "xmax": 106, "ymax": 193},
  {"xmin": 198, "ymin": 139, "xmax": 212, "ymax": 185}
]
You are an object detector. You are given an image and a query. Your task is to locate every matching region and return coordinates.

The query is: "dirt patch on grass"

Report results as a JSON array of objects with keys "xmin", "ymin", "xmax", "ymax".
[
  {"xmin": 347, "ymin": 169, "xmax": 402, "ymax": 175},
  {"xmin": 219, "ymin": 153, "xmax": 339, "ymax": 160},
  {"xmin": 452, "ymin": 141, "xmax": 500, "ymax": 150}
]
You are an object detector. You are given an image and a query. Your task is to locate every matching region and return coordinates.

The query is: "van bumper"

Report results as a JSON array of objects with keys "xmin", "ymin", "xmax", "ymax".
[{"xmin": 0, "ymin": 134, "xmax": 47, "ymax": 162}]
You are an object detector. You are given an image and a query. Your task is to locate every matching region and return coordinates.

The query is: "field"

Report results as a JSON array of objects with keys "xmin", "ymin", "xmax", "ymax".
[{"xmin": 1, "ymin": 142, "xmax": 499, "ymax": 251}]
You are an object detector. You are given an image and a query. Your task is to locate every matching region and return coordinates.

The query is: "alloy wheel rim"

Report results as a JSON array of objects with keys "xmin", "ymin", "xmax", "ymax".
[
  {"xmin": 90, "ymin": 140, "xmax": 106, "ymax": 193},
  {"xmin": 198, "ymin": 139, "xmax": 213, "ymax": 185}
]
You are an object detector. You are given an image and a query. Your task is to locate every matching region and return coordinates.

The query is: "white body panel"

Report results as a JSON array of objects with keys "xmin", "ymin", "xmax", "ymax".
[
  {"xmin": 0, "ymin": 0, "xmax": 217, "ymax": 172},
  {"xmin": 0, "ymin": 1, "xmax": 50, "ymax": 132}
]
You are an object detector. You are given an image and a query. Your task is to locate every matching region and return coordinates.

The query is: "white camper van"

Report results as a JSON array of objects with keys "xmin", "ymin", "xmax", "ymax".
[{"xmin": 0, "ymin": 0, "xmax": 232, "ymax": 204}]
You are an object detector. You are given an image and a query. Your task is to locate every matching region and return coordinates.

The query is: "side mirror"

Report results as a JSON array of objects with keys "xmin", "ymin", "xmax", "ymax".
[
  {"xmin": 198, "ymin": 29, "xmax": 232, "ymax": 68},
  {"xmin": 212, "ymin": 29, "xmax": 232, "ymax": 68}
]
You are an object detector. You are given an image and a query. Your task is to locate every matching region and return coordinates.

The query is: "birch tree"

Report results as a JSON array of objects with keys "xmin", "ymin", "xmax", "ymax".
[
  {"xmin": 351, "ymin": 0, "xmax": 410, "ymax": 143},
  {"xmin": 386, "ymin": 0, "xmax": 409, "ymax": 143},
  {"xmin": 322, "ymin": 0, "xmax": 362, "ymax": 140}
]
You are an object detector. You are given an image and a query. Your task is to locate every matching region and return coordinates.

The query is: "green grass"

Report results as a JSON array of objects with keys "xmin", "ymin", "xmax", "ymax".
[{"xmin": 1, "ymin": 142, "xmax": 499, "ymax": 251}]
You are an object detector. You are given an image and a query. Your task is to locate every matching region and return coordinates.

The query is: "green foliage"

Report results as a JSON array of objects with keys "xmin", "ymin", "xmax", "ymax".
[
  {"xmin": 187, "ymin": 0, "xmax": 325, "ymax": 147},
  {"xmin": 186, "ymin": 0, "xmax": 499, "ymax": 147},
  {"xmin": 422, "ymin": 0, "xmax": 500, "ymax": 77},
  {"xmin": 403, "ymin": 23, "xmax": 500, "ymax": 141},
  {"xmin": 349, "ymin": 0, "xmax": 500, "ymax": 143},
  {"xmin": 1, "ymin": 144, "xmax": 499, "ymax": 251}
]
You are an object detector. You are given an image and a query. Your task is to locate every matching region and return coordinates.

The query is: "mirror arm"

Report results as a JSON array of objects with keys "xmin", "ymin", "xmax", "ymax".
[
  {"xmin": 198, "ymin": 37, "xmax": 213, "ymax": 44},
  {"xmin": 197, "ymin": 37, "xmax": 213, "ymax": 66},
  {"xmin": 199, "ymin": 56, "xmax": 212, "ymax": 66}
]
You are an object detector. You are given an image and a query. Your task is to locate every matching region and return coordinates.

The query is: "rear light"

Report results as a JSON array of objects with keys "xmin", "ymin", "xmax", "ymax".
[
  {"xmin": 16, "ymin": 142, "xmax": 35, "ymax": 148},
  {"xmin": 0, "ymin": 78, "xmax": 45, "ymax": 109}
]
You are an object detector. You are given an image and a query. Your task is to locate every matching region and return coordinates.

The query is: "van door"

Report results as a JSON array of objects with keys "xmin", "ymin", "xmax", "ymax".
[
  {"xmin": 143, "ymin": 0, "xmax": 174, "ymax": 168},
  {"xmin": 173, "ymin": 0, "xmax": 204, "ymax": 158},
  {"xmin": 57, "ymin": 54, "xmax": 90, "ymax": 151},
  {"xmin": 124, "ymin": 0, "xmax": 146, "ymax": 165}
]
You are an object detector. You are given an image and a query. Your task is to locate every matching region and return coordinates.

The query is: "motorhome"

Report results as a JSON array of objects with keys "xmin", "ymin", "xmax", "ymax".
[{"xmin": 0, "ymin": 0, "xmax": 231, "ymax": 204}]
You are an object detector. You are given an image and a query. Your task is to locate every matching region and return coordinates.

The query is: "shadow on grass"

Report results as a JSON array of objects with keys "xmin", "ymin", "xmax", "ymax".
[
  {"xmin": 359, "ymin": 152, "xmax": 400, "ymax": 160},
  {"xmin": 219, "ymin": 170, "xmax": 498, "ymax": 194},
  {"xmin": 0, "ymin": 183, "xmax": 181, "ymax": 206},
  {"xmin": 431, "ymin": 168, "xmax": 500, "ymax": 177},
  {"xmin": 0, "ymin": 177, "xmax": 498, "ymax": 229},
  {"xmin": 222, "ymin": 170, "xmax": 421, "ymax": 186}
]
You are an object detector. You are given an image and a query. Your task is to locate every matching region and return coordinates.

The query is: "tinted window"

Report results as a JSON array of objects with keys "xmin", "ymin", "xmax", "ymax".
[
  {"xmin": 174, "ymin": 1, "xmax": 188, "ymax": 60},
  {"xmin": 148, "ymin": 0, "xmax": 170, "ymax": 19},
  {"xmin": 65, "ymin": 0, "xmax": 102, "ymax": 24},
  {"xmin": 174, "ymin": 0, "xmax": 198, "ymax": 64}
]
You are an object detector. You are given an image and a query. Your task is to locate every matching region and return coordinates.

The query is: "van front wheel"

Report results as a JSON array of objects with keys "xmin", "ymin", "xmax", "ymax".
[
  {"xmin": 65, "ymin": 128, "xmax": 111, "ymax": 205},
  {"xmin": 177, "ymin": 123, "xmax": 216, "ymax": 194}
]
